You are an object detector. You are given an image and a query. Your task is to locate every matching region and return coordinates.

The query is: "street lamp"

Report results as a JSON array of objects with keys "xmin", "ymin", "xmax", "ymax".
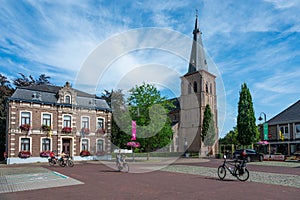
[{"xmin": 258, "ymin": 112, "xmax": 266, "ymax": 123}]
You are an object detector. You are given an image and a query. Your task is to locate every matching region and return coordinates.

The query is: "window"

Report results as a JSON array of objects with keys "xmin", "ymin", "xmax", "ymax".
[
  {"xmin": 205, "ymin": 82, "xmax": 209, "ymax": 93},
  {"xmin": 82, "ymin": 139, "xmax": 89, "ymax": 151},
  {"xmin": 193, "ymin": 81, "xmax": 197, "ymax": 93},
  {"xmin": 279, "ymin": 125, "xmax": 289, "ymax": 139},
  {"xmin": 42, "ymin": 138, "xmax": 51, "ymax": 151},
  {"xmin": 21, "ymin": 138, "xmax": 30, "ymax": 151},
  {"xmin": 295, "ymin": 124, "xmax": 300, "ymax": 139},
  {"xmin": 21, "ymin": 112, "xmax": 31, "ymax": 125},
  {"xmin": 188, "ymin": 84, "xmax": 191, "ymax": 94},
  {"xmin": 82, "ymin": 117, "xmax": 89, "ymax": 129},
  {"xmin": 63, "ymin": 115, "xmax": 71, "ymax": 127},
  {"xmin": 97, "ymin": 118, "xmax": 104, "ymax": 129},
  {"xmin": 296, "ymin": 124, "xmax": 300, "ymax": 133},
  {"xmin": 96, "ymin": 139, "xmax": 104, "ymax": 152},
  {"xmin": 65, "ymin": 95, "xmax": 71, "ymax": 104},
  {"xmin": 42, "ymin": 113, "xmax": 51, "ymax": 126},
  {"xmin": 210, "ymin": 83, "xmax": 213, "ymax": 94}
]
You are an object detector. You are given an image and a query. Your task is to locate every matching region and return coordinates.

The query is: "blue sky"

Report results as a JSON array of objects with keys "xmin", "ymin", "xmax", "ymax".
[{"xmin": 1, "ymin": 0, "xmax": 300, "ymax": 138}]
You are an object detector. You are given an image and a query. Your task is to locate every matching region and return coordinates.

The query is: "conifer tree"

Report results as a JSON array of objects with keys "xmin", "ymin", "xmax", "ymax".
[{"xmin": 237, "ymin": 83, "xmax": 258, "ymax": 145}]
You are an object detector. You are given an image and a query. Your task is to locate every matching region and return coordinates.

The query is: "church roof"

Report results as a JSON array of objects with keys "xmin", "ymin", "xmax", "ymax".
[{"xmin": 186, "ymin": 12, "xmax": 208, "ymax": 75}]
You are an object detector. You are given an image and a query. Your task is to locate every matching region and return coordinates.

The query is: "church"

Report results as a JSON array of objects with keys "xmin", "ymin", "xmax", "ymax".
[{"xmin": 169, "ymin": 13, "xmax": 219, "ymax": 156}]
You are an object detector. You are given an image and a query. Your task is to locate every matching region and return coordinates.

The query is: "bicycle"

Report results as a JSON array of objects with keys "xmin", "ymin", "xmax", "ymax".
[
  {"xmin": 217, "ymin": 155, "xmax": 249, "ymax": 181},
  {"xmin": 116, "ymin": 154, "xmax": 129, "ymax": 173}
]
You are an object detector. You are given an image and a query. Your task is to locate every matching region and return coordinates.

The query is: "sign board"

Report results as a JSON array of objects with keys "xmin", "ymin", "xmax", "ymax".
[{"xmin": 263, "ymin": 123, "xmax": 268, "ymax": 140}]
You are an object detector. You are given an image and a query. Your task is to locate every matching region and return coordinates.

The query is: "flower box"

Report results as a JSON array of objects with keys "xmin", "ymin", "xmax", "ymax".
[
  {"xmin": 82, "ymin": 128, "xmax": 90, "ymax": 134},
  {"xmin": 80, "ymin": 150, "xmax": 91, "ymax": 157},
  {"xmin": 41, "ymin": 125, "xmax": 51, "ymax": 132},
  {"xmin": 62, "ymin": 127, "xmax": 72, "ymax": 133},
  {"xmin": 40, "ymin": 150, "xmax": 53, "ymax": 157},
  {"xmin": 20, "ymin": 124, "xmax": 31, "ymax": 131},
  {"xmin": 96, "ymin": 128, "xmax": 106, "ymax": 134},
  {"xmin": 18, "ymin": 151, "xmax": 31, "ymax": 158}
]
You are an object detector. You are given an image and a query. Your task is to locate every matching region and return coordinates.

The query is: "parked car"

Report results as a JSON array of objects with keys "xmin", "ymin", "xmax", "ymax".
[{"xmin": 233, "ymin": 149, "xmax": 263, "ymax": 162}]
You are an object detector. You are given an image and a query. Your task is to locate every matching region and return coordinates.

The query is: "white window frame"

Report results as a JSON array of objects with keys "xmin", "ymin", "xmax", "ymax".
[
  {"xmin": 81, "ymin": 138, "xmax": 90, "ymax": 151},
  {"xmin": 41, "ymin": 112, "xmax": 52, "ymax": 127},
  {"xmin": 19, "ymin": 137, "xmax": 32, "ymax": 151},
  {"xmin": 40, "ymin": 137, "xmax": 52, "ymax": 152},
  {"xmin": 96, "ymin": 139, "xmax": 105, "ymax": 152},
  {"xmin": 20, "ymin": 111, "xmax": 32, "ymax": 126},
  {"xmin": 81, "ymin": 116, "xmax": 90, "ymax": 129}
]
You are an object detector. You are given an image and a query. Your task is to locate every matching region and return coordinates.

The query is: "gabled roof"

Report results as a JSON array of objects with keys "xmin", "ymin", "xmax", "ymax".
[
  {"xmin": 267, "ymin": 100, "xmax": 300, "ymax": 125},
  {"xmin": 9, "ymin": 83, "xmax": 110, "ymax": 111}
]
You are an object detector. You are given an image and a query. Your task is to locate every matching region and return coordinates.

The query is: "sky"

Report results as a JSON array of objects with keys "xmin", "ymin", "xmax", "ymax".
[{"xmin": 1, "ymin": 0, "xmax": 300, "ymax": 138}]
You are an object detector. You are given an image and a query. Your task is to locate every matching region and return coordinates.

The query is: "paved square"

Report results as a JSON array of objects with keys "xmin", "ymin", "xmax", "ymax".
[{"xmin": 0, "ymin": 167, "xmax": 83, "ymax": 194}]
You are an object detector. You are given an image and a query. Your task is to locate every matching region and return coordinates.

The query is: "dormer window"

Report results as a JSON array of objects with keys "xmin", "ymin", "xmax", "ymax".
[{"xmin": 65, "ymin": 95, "xmax": 71, "ymax": 104}]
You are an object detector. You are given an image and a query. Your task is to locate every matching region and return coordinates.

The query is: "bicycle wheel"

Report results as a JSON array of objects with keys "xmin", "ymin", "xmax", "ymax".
[
  {"xmin": 217, "ymin": 166, "xmax": 226, "ymax": 180},
  {"xmin": 122, "ymin": 163, "xmax": 129, "ymax": 173},
  {"xmin": 235, "ymin": 168, "xmax": 249, "ymax": 181},
  {"xmin": 67, "ymin": 160, "xmax": 74, "ymax": 167}
]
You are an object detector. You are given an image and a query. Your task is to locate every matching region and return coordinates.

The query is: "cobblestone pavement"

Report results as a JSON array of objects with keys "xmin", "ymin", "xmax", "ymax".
[
  {"xmin": 0, "ymin": 159, "xmax": 299, "ymax": 200},
  {"xmin": 0, "ymin": 167, "xmax": 83, "ymax": 194}
]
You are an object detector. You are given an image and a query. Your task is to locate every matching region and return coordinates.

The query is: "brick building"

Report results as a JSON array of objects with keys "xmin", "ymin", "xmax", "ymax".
[
  {"xmin": 5, "ymin": 82, "xmax": 112, "ymax": 164},
  {"xmin": 259, "ymin": 100, "xmax": 300, "ymax": 157}
]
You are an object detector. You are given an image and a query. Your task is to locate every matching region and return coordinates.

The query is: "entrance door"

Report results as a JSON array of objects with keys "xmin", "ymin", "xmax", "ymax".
[{"xmin": 62, "ymin": 138, "xmax": 71, "ymax": 155}]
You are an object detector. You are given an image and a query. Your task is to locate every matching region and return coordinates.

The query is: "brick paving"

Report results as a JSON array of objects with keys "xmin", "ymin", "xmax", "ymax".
[{"xmin": 0, "ymin": 158, "xmax": 299, "ymax": 200}]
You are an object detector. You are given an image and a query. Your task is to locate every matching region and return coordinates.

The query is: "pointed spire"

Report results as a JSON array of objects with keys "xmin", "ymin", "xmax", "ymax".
[{"xmin": 187, "ymin": 10, "xmax": 208, "ymax": 74}]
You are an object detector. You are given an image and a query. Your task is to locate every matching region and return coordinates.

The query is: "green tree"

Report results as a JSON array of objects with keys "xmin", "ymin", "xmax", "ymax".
[
  {"xmin": 201, "ymin": 104, "xmax": 216, "ymax": 155},
  {"xmin": 13, "ymin": 73, "xmax": 52, "ymax": 87},
  {"xmin": 0, "ymin": 74, "xmax": 14, "ymax": 160},
  {"xmin": 101, "ymin": 89, "xmax": 131, "ymax": 149},
  {"xmin": 237, "ymin": 83, "xmax": 258, "ymax": 146},
  {"xmin": 127, "ymin": 83, "xmax": 174, "ymax": 160},
  {"xmin": 36, "ymin": 74, "xmax": 51, "ymax": 85}
]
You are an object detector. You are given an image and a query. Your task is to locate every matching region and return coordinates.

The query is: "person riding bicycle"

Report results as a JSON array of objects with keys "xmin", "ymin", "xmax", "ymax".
[
  {"xmin": 116, "ymin": 149, "xmax": 123, "ymax": 164},
  {"xmin": 59, "ymin": 151, "xmax": 67, "ymax": 164}
]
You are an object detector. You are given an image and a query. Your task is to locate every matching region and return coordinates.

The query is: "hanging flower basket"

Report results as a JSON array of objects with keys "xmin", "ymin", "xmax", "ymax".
[
  {"xmin": 82, "ymin": 128, "xmax": 90, "ymax": 134},
  {"xmin": 96, "ymin": 128, "xmax": 106, "ymax": 134},
  {"xmin": 127, "ymin": 141, "xmax": 140, "ymax": 148},
  {"xmin": 18, "ymin": 151, "xmax": 31, "ymax": 158},
  {"xmin": 41, "ymin": 125, "xmax": 51, "ymax": 132},
  {"xmin": 40, "ymin": 150, "xmax": 53, "ymax": 157},
  {"xmin": 62, "ymin": 127, "xmax": 72, "ymax": 133},
  {"xmin": 80, "ymin": 150, "xmax": 91, "ymax": 157},
  {"xmin": 20, "ymin": 124, "xmax": 31, "ymax": 131}
]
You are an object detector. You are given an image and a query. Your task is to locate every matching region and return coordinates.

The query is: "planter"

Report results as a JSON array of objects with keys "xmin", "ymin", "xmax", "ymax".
[
  {"xmin": 41, "ymin": 125, "xmax": 51, "ymax": 132},
  {"xmin": 80, "ymin": 150, "xmax": 91, "ymax": 157},
  {"xmin": 62, "ymin": 127, "xmax": 72, "ymax": 133},
  {"xmin": 18, "ymin": 151, "xmax": 31, "ymax": 158},
  {"xmin": 40, "ymin": 150, "xmax": 53, "ymax": 157},
  {"xmin": 20, "ymin": 124, "xmax": 31, "ymax": 131}
]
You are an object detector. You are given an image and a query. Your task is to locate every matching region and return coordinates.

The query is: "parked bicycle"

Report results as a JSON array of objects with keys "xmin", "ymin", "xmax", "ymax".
[
  {"xmin": 48, "ymin": 155, "xmax": 74, "ymax": 167},
  {"xmin": 116, "ymin": 154, "xmax": 129, "ymax": 172},
  {"xmin": 217, "ymin": 155, "xmax": 249, "ymax": 181}
]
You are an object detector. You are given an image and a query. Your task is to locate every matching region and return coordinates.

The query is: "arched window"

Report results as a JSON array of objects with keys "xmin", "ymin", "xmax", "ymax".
[
  {"xmin": 210, "ymin": 83, "xmax": 213, "ymax": 94},
  {"xmin": 193, "ymin": 81, "xmax": 197, "ymax": 93},
  {"xmin": 65, "ymin": 95, "xmax": 71, "ymax": 104},
  {"xmin": 205, "ymin": 82, "xmax": 209, "ymax": 93}
]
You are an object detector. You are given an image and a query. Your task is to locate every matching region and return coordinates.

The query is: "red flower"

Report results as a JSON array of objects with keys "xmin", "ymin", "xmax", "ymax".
[
  {"xmin": 80, "ymin": 150, "xmax": 91, "ymax": 157},
  {"xmin": 18, "ymin": 151, "xmax": 31, "ymax": 158},
  {"xmin": 62, "ymin": 127, "xmax": 72, "ymax": 133},
  {"xmin": 20, "ymin": 124, "xmax": 31, "ymax": 131}
]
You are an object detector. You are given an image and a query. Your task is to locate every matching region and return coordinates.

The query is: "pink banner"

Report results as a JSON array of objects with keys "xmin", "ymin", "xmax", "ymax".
[{"xmin": 132, "ymin": 120, "xmax": 136, "ymax": 140}]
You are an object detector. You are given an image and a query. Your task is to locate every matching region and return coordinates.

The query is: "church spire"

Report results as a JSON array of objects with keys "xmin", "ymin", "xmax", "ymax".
[{"xmin": 187, "ymin": 10, "xmax": 208, "ymax": 74}]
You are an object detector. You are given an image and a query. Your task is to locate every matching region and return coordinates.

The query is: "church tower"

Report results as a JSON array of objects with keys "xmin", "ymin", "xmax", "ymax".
[{"xmin": 179, "ymin": 12, "xmax": 218, "ymax": 155}]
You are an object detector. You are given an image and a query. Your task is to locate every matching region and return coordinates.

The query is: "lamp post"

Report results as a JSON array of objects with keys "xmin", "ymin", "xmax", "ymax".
[
  {"xmin": 258, "ymin": 112, "xmax": 266, "ymax": 123},
  {"xmin": 258, "ymin": 112, "xmax": 270, "ymax": 158}
]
